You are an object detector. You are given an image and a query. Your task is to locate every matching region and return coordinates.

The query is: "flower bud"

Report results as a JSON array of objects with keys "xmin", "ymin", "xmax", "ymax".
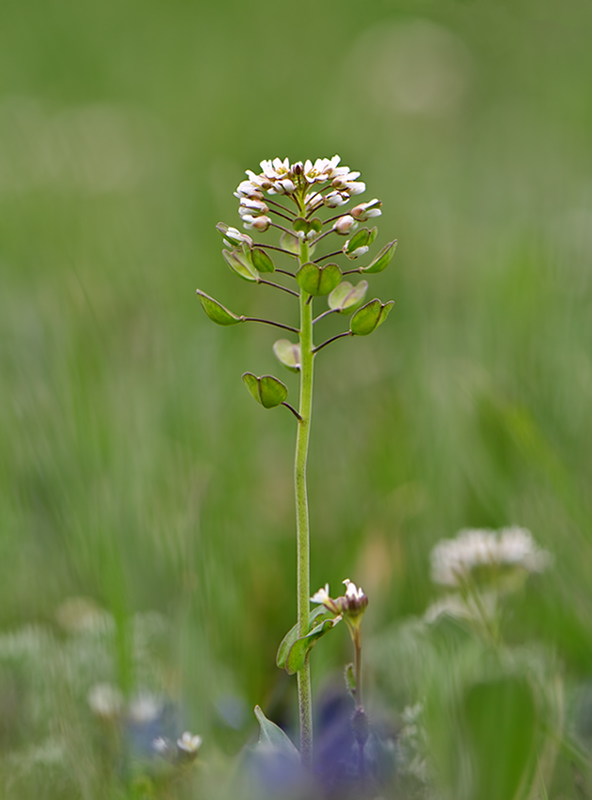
[
  {"xmin": 239, "ymin": 198, "xmax": 269, "ymax": 216},
  {"xmin": 333, "ymin": 215, "xmax": 358, "ymax": 235},
  {"xmin": 277, "ymin": 178, "xmax": 296, "ymax": 194},
  {"xmin": 351, "ymin": 199, "xmax": 382, "ymax": 221},
  {"xmin": 292, "ymin": 161, "xmax": 303, "ymax": 176},
  {"xmin": 324, "ymin": 191, "xmax": 348, "ymax": 208},
  {"xmin": 344, "ymin": 180, "xmax": 366, "ymax": 196},
  {"xmin": 243, "ymin": 215, "xmax": 271, "ymax": 232}
]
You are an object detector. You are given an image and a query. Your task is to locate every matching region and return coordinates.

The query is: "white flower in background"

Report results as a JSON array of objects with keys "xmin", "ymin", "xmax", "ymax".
[
  {"xmin": 128, "ymin": 692, "xmax": 163, "ymax": 723},
  {"xmin": 88, "ymin": 683, "xmax": 124, "ymax": 719},
  {"xmin": 430, "ymin": 526, "xmax": 551, "ymax": 587},
  {"xmin": 177, "ymin": 731, "xmax": 202, "ymax": 758},
  {"xmin": 152, "ymin": 736, "xmax": 172, "ymax": 756}
]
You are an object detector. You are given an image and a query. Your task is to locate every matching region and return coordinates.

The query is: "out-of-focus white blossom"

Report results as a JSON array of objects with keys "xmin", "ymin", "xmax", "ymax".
[
  {"xmin": 430, "ymin": 526, "xmax": 552, "ymax": 587},
  {"xmin": 88, "ymin": 683, "xmax": 124, "ymax": 719},
  {"xmin": 177, "ymin": 731, "xmax": 202, "ymax": 757}
]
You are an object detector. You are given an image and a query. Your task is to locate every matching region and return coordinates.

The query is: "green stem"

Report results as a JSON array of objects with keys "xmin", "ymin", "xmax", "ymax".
[{"xmin": 296, "ymin": 235, "xmax": 314, "ymax": 765}]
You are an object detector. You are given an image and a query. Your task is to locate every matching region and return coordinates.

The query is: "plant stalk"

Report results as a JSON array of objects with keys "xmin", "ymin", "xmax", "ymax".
[{"xmin": 296, "ymin": 236, "xmax": 314, "ymax": 765}]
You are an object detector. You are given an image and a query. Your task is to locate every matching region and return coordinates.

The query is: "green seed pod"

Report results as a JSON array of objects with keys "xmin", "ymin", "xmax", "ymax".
[
  {"xmin": 350, "ymin": 299, "xmax": 395, "ymax": 335},
  {"xmin": 293, "ymin": 217, "xmax": 310, "ymax": 233},
  {"xmin": 328, "ymin": 280, "xmax": 369, "ymax": 313},
  {"xmin": 196, "ymin": 289, "xmax": 241, "ymax": 326},
  {"xmin": 273, "ymin": 339, "xmax": 301, "ymax": 373},
  {"xmin": 242, "ymin": 372, "xmax": 288, "ymax": 409},
  {"xmin": 361, "ymin": 240, "xmax": 397, "ymax": 274},
  {"xmin": 296, "ymin": 262, "xmax": 342, "ymax": 296},
  {"xmin": 251, "ymin": 247, "xmax": 275, "ymax": 273},
  {"xmin": 223, "ymin": 246, "xmax": 258, "ymax": 282}
]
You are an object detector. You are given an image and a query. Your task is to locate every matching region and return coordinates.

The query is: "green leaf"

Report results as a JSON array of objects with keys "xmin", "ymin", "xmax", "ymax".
[
  {"xmin": 276, "ymin": 606, "xmax": 330, "ymax": 670},
  {"xmin": 195, "ymin": 290, "xmax": 242, "ymax": 326},
  {"xmin": 273, "ymin": 339, "xmax": 301, "ymax": 372},
  {"xmin": 328, "ymin": 280, "xmax": 369, "ymax": 313},
  {"xmin": 252, "ymin": 248, "xmax": 275, "ymax": 273},
  {"xmin": 361, "ymin": 240, "xmax": 397, "ymax": 274},
  {"xmin": 223, "ymin": 246, "xmax": 258, "ymax": 282},
  {"xmin": 254, "ymin": 706, "xmax": 300, "ymax": 757},
  {"xmin": 462, "ymin": 676, "xmax": 537, "ymax": 800},
  {"xmin": 296, "ymin": 262, "xmax": 342, "ymax": 296},
  {"xmin": 284, "ymin": 616, "xmax": 340, "ymax": 675},
  {"xmin": 345, "ymin": 663, "xmax": 356, "ymax": 695},
  {"xmin": 242, "ymin": 372, "xmax": 288, "ymax": 409},
  {"xmin": 350, "ymin": 299, "xmax": 395, "ymax": 335}
]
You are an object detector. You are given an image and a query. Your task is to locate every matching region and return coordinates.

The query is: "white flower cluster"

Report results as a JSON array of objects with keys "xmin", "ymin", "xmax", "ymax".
[
  {"xmin": 234, "ymin": 156, "xmax": 381, "ymax": 230},
  {"xmin": 430, "ymin": 526, "xmax": 551, "ymax": 587}
]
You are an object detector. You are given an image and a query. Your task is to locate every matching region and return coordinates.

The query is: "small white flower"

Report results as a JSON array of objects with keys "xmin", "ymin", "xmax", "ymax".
[
  {"xmin": 304, "ymin": 191, "xmax": 324, "ymax": 212},
  {"xmin": 177, "ymin": 731, "xmax": 202, "ymax": 754},
  {"xmin": 218, "ymin": 224, "xmax": 253, "ymax": 249},
  {"xmin": 234, "ymin": 179, "xmax": 263, "ymax": 199}
]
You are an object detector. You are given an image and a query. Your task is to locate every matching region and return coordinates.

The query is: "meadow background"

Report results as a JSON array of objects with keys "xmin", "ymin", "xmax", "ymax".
[{"xmin": 2, "ymin": 0, "xmax": 592, "ymax": 796}]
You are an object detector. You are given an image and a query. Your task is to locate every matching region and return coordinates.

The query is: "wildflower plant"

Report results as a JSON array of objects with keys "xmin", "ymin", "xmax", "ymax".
[{"xmin": 196, "ymin": 156, "xmax": 396, "ymax": 764}]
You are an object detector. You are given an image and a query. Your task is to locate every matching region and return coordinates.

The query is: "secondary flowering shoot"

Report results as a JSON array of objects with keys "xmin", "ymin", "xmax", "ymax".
[{"xmin": 311, "ymin": 579, "xmax": 369, "ymax": 625}]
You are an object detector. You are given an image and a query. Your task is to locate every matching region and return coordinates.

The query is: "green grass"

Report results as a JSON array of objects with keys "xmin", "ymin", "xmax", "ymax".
[{"xmin": 2, "ymin": 0, "xmax": 592, "ymax": 796}]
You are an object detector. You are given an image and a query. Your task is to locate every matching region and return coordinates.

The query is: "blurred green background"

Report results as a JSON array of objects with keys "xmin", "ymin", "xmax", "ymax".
[{"xmin": 2, "ymin": 0, "xmax": 592, "ymax": 795}]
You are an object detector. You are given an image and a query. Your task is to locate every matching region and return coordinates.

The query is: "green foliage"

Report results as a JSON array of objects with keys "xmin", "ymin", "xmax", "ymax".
[{"xmin": 276, "ymin": 607, "xmax": 340, "ymax": 675}]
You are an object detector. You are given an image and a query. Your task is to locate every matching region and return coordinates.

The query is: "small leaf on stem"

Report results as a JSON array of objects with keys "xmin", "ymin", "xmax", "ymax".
[{"xmin": 254, "ymin": 706, "xmax": 300, "ymax": 757}]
